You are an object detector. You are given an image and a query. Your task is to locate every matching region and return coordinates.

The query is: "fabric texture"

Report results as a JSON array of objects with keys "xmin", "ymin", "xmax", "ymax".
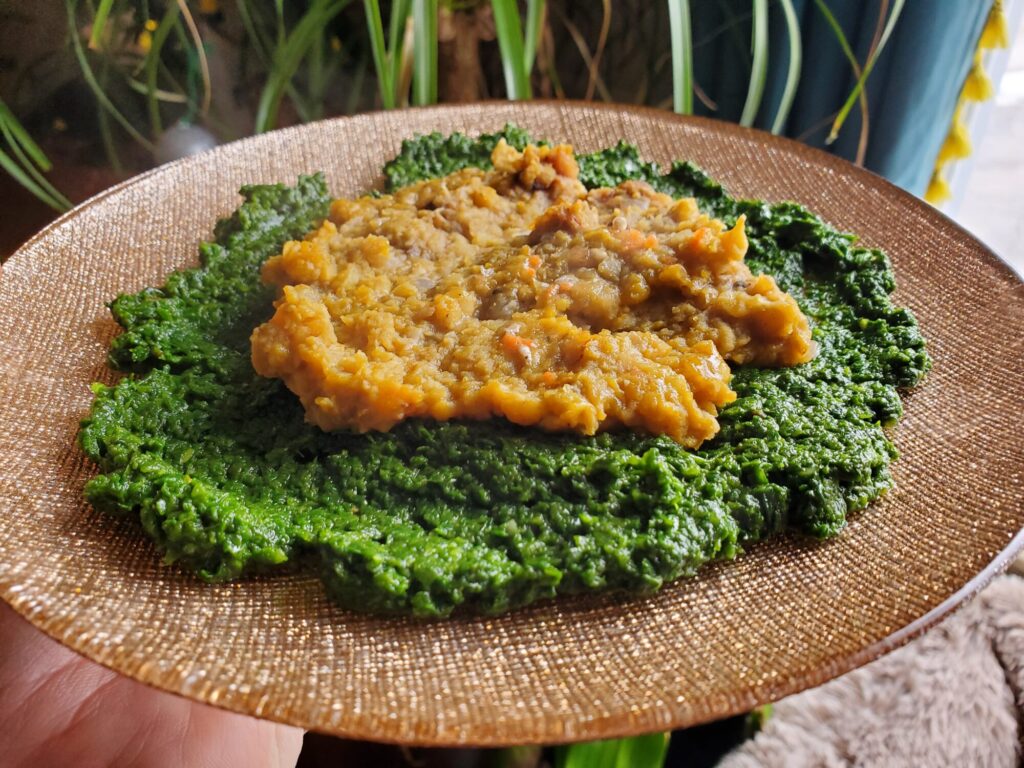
[
  {"xmin": 722, "ymin": 573, "xmax": 1024, "ymax": 767},
  {"xmin": 689, "ymin": 0, "xmax": 994, "ymax": 196}
]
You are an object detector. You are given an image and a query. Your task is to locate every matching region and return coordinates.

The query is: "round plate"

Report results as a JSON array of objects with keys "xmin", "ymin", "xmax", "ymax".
[{"xmin": 1, "ymin": 102, "xmax": 1022, "ymax": 746}]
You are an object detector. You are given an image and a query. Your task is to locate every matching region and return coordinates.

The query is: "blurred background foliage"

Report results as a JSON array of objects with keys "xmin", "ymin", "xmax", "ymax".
[
  {"xmin": 0, "ymin": 0, "xmax": 998, "ymax": 247},
  {"xmin": 2, "ymin": 0, "xmax": 954, "ymax": 224},
  {"xmin": 0, "ymin": 1, "xmax": 998, "ymax": 213}
]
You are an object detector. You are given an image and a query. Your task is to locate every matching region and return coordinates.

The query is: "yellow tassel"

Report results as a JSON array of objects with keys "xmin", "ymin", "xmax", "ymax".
[
  {"xmin": 962, "ymin": 54, "xmax": 994, "ymax": 101},
  {"xmin": 925, "ymin": 172, "xmax": 951, "ymax": 205},
  {"xmin": 926, "ymin": 0, "xmax": 1005, "ymax": 206},
  {"xmin": 980, "ymin": 0, "xmax": 1010, "ymax": 49},
  {"xmin": 937, "ymin": 110, "xmax": 972, "ymax": 164}
]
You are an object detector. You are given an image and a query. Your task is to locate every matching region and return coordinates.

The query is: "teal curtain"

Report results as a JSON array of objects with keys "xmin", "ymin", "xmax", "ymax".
[{"xmin": 688, "ymin": 0, "xmax": 993, "ymax": 196}]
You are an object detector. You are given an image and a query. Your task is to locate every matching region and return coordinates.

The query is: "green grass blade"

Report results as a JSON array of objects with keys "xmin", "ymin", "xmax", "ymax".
[
  {"xmin": 237, "ymin": 0, "xmax": 314, "ymax": 123},
  {"xmin": 236, "ymin": 0, "xmax": 273, "ymax": 66},
  {"xmin": 388, "ymin": 0, "xmax": 411, "ymax": 91},
  {"xmin": 0, "ymin": 119, "xmax": 73, "ymax": 209},
  {"xmin": 174, "ymin": 0, "xmax": 211, "ymax": 118},
  {"xmin": 97, "ymin": 60, "xmax": 124, "ymax": 173},
  {"xmin": 0, "ymin": 118, "xmax": 50, "ymax": 182},
  {"xmin": 274, "ymin": 0, "xmax": 286, "ymax": 47},
  {"xmin": 0, "ymin": 148, "xmax": 69, "ymax": 211},
  {"xmin": 126, "ymin": 78, "xmax": 187, "ymax": 102},
  {"xmin": 254, "ymin": 0, "xmax": 351, "ymax": 132},
  {"xmin": 811, "ymin": 0, "xmax": 869, "ymax": 158},
  {"xmin": 363, "ymin": 0, "xmax": 394, "ymax": 108},
  {"xmin": 144, "ymin": 3, "xmax": 181, "ymax": 135},
  {"xmin": 306, "ymin": 22, "xmax": 326, "ymax": 120},
  {"xmin": 491, "ymin": 0, "xmax": 532, "ymax": 100},
  {"xmin": 411, "ymin": 0, "xmax": 437, "ymax": 105},
  {"xmin": 523, "ymin": 0, "xmax": 545, "ymax": 72},
  {"xmin": 67, "ymin": 0, "xmax": 156, "ymax": 151},
  {"xmin": 667, "ymin": 0, "xmax": 693, "ymax": 114},
  {"xmin": 1, "ymin": 146, "xmax": 72, "ymax": 210},
  {"xmin": 554, "ymin": 733, "xmax": 670, "ymax": 768},
  {"xmin": 739, "ymin": 0, "xmax": 768, "ymax": 127},
  {"xmin": 88, "ymin": 0, "xmax": 115, "ymax": 50},
  {"xmin": 615, "ymin": 732, "xmax": 670, "ymax": 767},
  {"xmin": 771, "ymin": 0, "xmax": 802, "ymax": 134},
  {"xmin": 812, "ymin": 0, "xmax": 857, "ymax": 66},
  {"xmin": 0, "ymin": 100, "xmax": 52, "ymax": 170},
  {"xmin": 827, "ymin": 0, "xmax": 904, "ymax": 143}
]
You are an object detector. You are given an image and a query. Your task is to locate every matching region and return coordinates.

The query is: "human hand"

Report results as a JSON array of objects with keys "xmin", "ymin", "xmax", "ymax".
[{"xmin": 0, "ymin": 601, "xmax": 303, "ymax": 768}]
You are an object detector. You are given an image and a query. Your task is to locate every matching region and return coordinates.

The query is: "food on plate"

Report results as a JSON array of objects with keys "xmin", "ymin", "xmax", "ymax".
[
  {"xmin": 79, "ymin": 126, "xmax": 929, "ymax": 617},
  {"xmin": 252, "ymin": 141, "xmax": 812, "ymax": 447}
]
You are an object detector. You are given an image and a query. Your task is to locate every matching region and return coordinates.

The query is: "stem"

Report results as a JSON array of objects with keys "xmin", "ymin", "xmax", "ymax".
[
  {"xmin": 555, "ymin": 7, "xmax": 613, "ymax": 102},
  {"xmin": 0, "ymin": 118, "xmax": 72, "ymax": 209},
  {"xmin": 66, "ymin": 0, "xmax": 155, "ymax": 151},
  {"xmin": 175, "ymin": 0, "xmax": 211, "ymax": 118},
  {"xmin": 0, "ymin": 100, "xmax": 53, "ymax": 170},
  {"xmin": 364, "ymin": 0, "xmax": 394, "ymax": 108},
  {"xmin": 0, "ymin": 148, "xmax": 69, "ymax": 211},
  {"xmin": 254, "ymin": 0, "xmax": 351, "ymax": 132},
  {"xmin": 411, "ymin": 0, "xmax": 437, "ymax": 105},
  {"xmin": 145, "ymin": 3, "xmax": 181, "ymax": 136},
  {"xmin": 236, "ymin": 0, "xmax": 273, "ymax": 66},
  {"xmin": 668, "ymin": 0, "xmax": 693, "ymax": 114},
  {"xmin": 491, "ymin": 0, "xmax": 531, "ymax": 99},
  {"xmin": 826, "ymin": 0, "xmax": 904, "ymax": 144},
  {"xmin": 88, "ymin": 0, "xmax": 115, "ymax": 50},
  {"xmin": 523, "ymin": 0, "xmax": 544, "ymax": 72},
  {"xmin": 771, "ymin": 0, "xmax": 802, "ymax": 134},
  {"xmin": 584, "ymin": 0, "xmax": 611, "ymax": 101},
  {"xmin": 739, "ymin": 0, "xmax": 768, "ymax": 127},
  {"xmin": 388, "ymin": 0, "xmax": 411, "ymax": 103}
]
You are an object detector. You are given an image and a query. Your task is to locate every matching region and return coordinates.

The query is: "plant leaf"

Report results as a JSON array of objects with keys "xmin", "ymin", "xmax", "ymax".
[
  {"xmin": 826, "ymin": 0, "xmax": 905, "ymax": 143},
  {"xmin": 411, "ymin": 0, "xmax": 437, "ymax": 105},
  {"xmin": 144, "ymin": 3, "xmax": 181, "ymax": 135},
  {"xmin": 491, "ymin": 0, "xmax": 532, "ymax": 100},
  {"xmin": 236, "ymin": 0, "xmax": 274, "ymax": 65},
  {"xmin": 67, "ymin": 0, "xmax": 156, "ymax": 151},
  {"xmin": 364, "ymin": 0, "xmax": 394, "ymax": 107},
  {"xmin": 388, "ymin": 0, "xmax": 412, "ymax": 97},
  {"xmin": 0, "ymin": 148, "xmax": 69, "ymax": 212},
  {"xmin": 523, "ymin": 0, "xmax": 545, "ymax": 72},
  {"xmin": 254, "ymin": 0, "xmax": 351, "ymax": 132},
  {"xmin": 740, "ymin": 0, "xmax": 768, "ymax": 127},
  {"xmin": 554, "ymin": 733, "xmax": 670, "ymax": 768},
  {"xmin": 667, "ymin": 0, "xmax": 693, "ymax": 115},
  {"xmin": 88, "ymin": 0, "xmax": 115, "ymax": 50},
  {"xmin": 0, "ymin": 100, "xmax": 52, "ymax": 171},
  {"xmin": 771, "ymin": 0, "xmax": 802, "ymax": 134},
  {"xmin": 237, "ymin": 0, "xmax": 314, "ymax": 122},
  {"xmin": 0, "ymin": 114, "xmax": 73, "ymax": 208}
]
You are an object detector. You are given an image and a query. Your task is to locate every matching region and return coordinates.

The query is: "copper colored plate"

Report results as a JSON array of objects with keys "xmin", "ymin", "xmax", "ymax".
[{"xmin": 1, "ymin": 102, "xmax": 1023, "ymax": 746}]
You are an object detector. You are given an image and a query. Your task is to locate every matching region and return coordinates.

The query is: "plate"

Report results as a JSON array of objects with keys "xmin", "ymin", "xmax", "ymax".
[{"xmin": 1, "ymin": 102, "xmax": 1022, "ymax": 746}]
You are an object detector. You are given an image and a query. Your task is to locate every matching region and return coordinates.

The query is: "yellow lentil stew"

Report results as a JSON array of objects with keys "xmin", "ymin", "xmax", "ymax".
[{"xmin": 252, "ymin": 141, "xmax": 813, "ymax": 448}]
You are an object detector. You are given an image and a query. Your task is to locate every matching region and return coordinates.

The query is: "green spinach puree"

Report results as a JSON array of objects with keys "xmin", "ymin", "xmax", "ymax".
[{"xmin": 79, "ymin": 127, "xmax": 929, "ymax": 617}]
